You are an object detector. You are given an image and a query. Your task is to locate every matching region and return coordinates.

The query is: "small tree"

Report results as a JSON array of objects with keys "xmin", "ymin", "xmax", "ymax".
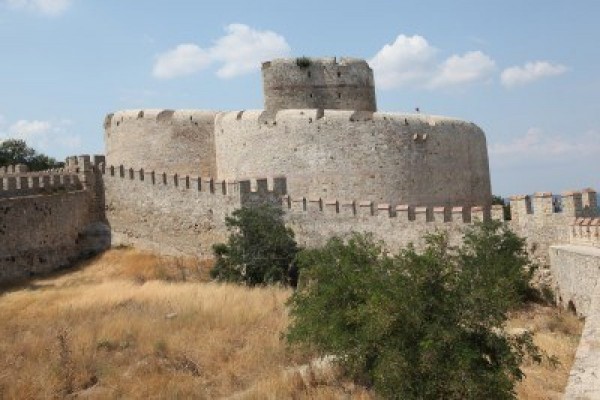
[
  {"xmin": 210, "ymin": 204, "xmax": 299, "ymax": 286},
  {"xmin": 286, "ymin": 222, "xmax": 540, "ymax": 399},
  {"xmin": 0, "ymin": 139, "xmax": 63, "ymax": 171}
]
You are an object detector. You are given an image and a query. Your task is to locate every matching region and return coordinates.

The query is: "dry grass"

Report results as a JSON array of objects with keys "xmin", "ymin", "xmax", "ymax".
[
  {"xmin": 0, "ymin": 249, "xmax": 367, "ymax": 399},
  {"xmin": 511, "ymin": 303, "xmax": 584, "ymax": 399},
  {"xmin": 0, "ymin": 248, "xmax": 583, "ymax": 399}
]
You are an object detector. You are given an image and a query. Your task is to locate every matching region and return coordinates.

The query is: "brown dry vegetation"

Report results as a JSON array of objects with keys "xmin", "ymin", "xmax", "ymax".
[
  {"xmin": 0, "ymin": 248, "xmax": 583, "ymax": 399},
  {"xmin": 512, "ymin": 303, "xmax": 584, "ymax": 400}
]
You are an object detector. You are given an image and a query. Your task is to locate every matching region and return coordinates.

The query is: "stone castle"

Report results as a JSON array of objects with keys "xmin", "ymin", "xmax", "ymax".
[
  {"xmin": 0, "ymin": 57, "xmax": 599, "ymax": 398},
  {"xmin": 104, "ymin": 57, "xmax": 491, "ymax": 207}
]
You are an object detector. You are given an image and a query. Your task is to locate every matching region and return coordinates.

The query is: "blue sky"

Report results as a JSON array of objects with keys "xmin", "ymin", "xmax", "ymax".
[{"xmin": 0, "ymin": 0, "xmax": 598, "ymax": 196}]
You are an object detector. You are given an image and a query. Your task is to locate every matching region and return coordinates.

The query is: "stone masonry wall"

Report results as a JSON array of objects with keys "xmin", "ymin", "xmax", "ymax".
[
  {"xmin": 214, "ymin": 109, "xmax": 491, "ymax": 207},
  {"xmin": 102, "ymin": 165, "xmax": 285, "ymax": 257},
  {"xmin": 548, "ymin": 244, "xmax": 600, "ymax": 400},
  {"xmin": 0, "ymin": 191, "xmax": 95, "ymax": 283},
  {"xmin": 508, "ymin": 190, "xmax": 598, "ymax": 281},
  {"xmin": 0, "ymin": 155, "xmax": 106, "ymax": 284},
  {"xmin": 105, "ymin": 109, "xmax": 218, "ymax": 177},
  {"xmin": 549, "ymin": 245, "xmax": 600, "ymax": 317},
  {"xmin": 262, "ymin": 57, "xmax": 377, "ymax": 112},
  {"xmin": 564, "ymin": 269, "xmax": 600, "ymax": 400},
  {"xmin": 284, "ymin": 196, "xmax": 503, "ymax": 253}
]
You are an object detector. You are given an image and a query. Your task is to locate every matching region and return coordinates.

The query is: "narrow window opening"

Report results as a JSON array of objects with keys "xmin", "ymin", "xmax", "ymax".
[
  {"xmin": 338, "ymin": 93, "xmax": 341, "ymax": 99},
  {"xmin": 337, "ymin": 71, "xmax": 341, "ymax": 78},
  {"xmin": 309, "ymin": 93, "xmax": 313, "ymax": 98}
]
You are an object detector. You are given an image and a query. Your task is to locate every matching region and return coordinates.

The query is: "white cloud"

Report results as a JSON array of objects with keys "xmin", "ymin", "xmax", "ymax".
[
  {"xmin": 153, "ymin": 24, "xmax": 290, "ymax": 80},
  {"xmin": 501, "ymin": 61, "xmax": 567, "ymax": 87},
  {"xmin": 211, "ymin": 24, "xmax": 291, "ymax": 78},
  {"xmin": 429, "ymin": 51, "xmax": 495, "ymax": 88},
  {"xmin": 9, "ymin": 120, "xmax": 52, "ymax": 143},
  {"xmin": 368, "ymin": 34, "xmax": 437, "ymax": 89},
  {"xmin": 153, "ymin": 44, "xmax": 211, "ymax": 79},
  {"xmin": 3, "ymin": 0, "xmax": 72, "ymax": 16},
  {"xmin": 370, "ymin": 34, "xmax": 495, "ymax": 90},
  {"xmin": 1, "ymin": 118, "xmax": 81, "ymax": 155},
  {"xmin": 489, "ymin": 128, "xmax": 600, "ymax": 166}
]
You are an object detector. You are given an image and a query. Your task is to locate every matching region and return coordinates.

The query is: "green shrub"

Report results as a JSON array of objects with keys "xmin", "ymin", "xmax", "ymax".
[
  {"xmin": 210, "ymin": 204, "xmax": 299, "ymax": 286},
  {"xmin": 0, "ymin": 139, "xmax": 63, "ymax": 171},
  {"xmin": 286, "ymin": 221, "xmax": 539, "ymax": 399}
]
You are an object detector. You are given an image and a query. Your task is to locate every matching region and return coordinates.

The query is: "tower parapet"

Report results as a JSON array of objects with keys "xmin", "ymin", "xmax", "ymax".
[{"xmin": 262, "ymin": 57, "xmax": 377, "ymax": 113}]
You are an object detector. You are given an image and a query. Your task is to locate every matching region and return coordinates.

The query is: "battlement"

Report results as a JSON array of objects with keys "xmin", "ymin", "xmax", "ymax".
[
  {"xmin": 216, "ymin": 109, "xmax": 476, "ymax": 129},
  {"xmin": 570, "ymin": 218, "xmax": 600, "ymax": 248},
  {"xmin": 0, "ymin": 164, "xmax": 29, "ymax": 175},
  {"xmin": 102, "ymin": 164, "xmax": 287, "ymax": 200},
  {"xmin": 0, "ymin": 155, "xmax": 105, "ymax": 199},
  {"xmin": 263, "ymin": 57, "xmax": 368, "ymax": 69},
  {"xmin": 509, "ymin": 188, "xmax": 598, "ymax": 222},
  {"xmin": 282, "ymin": 196, "xmax": 502, "ymax": 224},
  {"xmin": 0, "ymin": 171, "xmax": 82, "ymax": 199},
  {"xmin": 105, "ymin": 109, "xmax": 218, "ymax": 129}
]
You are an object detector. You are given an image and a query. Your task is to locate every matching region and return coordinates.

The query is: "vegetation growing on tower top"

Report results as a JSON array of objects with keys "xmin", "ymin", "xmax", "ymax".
[{"xmin": 296, "ymin": 56, "xmax": 311, "ymax": 68}]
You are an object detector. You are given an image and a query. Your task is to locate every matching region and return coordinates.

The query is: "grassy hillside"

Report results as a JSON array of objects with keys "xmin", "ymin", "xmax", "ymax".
[{"xmin": 0, "ymin": 249, "xmax": 583, "ymax": 399}]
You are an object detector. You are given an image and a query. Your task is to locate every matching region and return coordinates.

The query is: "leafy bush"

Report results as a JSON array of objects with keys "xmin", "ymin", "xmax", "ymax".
[
  {"xmin": 286, "ymin": 221, "xmax": 539, "ymax": 399},
  {"xmin": 210, "ymin": 204, "xmax": 299, "ymax": 286}
]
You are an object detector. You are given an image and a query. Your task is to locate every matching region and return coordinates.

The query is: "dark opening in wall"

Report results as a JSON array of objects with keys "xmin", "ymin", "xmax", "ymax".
[
  {"xmin": 309, "ymin": 93, "xmax": 313, "ymax": 98},
  {"xmin": 338, "ymin": 93, "xmax": 341, "ymax": 99},
  {"xmin": 568, "ymin": 300, "xmax": 577, "ymax": 315},
  {"xmin": 308, "ymin": 71, "xmax": 311, "ymax": 78},
  {"xmin": 337, "ymin": 71, "xmax": 341, "ymax": 77}
]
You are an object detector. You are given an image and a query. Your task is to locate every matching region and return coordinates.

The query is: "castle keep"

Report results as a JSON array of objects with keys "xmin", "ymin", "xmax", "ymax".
[
  {"xmin": 1, "ymin": 57, "xmax": 599, "ymax": 398},
  {"xmin": 105, "ymin": 57, "xmax": 492, "ymax": 206}
]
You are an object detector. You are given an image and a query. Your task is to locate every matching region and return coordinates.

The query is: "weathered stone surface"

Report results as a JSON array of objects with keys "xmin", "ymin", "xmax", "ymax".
[
  {"xmin": 0, "ymin": 191, "xmax": 97, "ymax": 282},
  {"xmin": 262, "ymin": 57, "xmax": 377, "ymax": 112},
  {"xmin": 214, "ymin": 110, "xmax": 492, "ymax": 207},
  {"xmin": 550, "ymin": 245, "xmax": 600, "ymax": 317},
  {"xmin": 105, "ymin": 109, "xmax": 218, "ymax": 177}
]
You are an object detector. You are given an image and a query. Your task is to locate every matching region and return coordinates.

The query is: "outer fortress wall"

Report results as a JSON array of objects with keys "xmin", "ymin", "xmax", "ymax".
[
  {"xmin": 0, "ymin": 156, "xmax": 107, "ymax": 283},
  {"xmin": 214, "ymin": 109, "xmax": 492, "ymax": 207},
  {"xmin": 104, "ymin": 109, "xmax": 218, "ymax": 177},
  {"xmin": 262, "ymin": 57, "xmax": 377, "ymax": 112},
  {"xmin": 101, "ymin": 162, "xmax": 498, "ymax": 258},
  {"xmin": 102, "ymin": 165, "xmax": 286, "ymax": 257}
]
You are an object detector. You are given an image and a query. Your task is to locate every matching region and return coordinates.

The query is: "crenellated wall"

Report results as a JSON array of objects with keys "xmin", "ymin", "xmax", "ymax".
[
  {"xmin": 284, "ymin": 196, "xmax": 503, "ymax": 252},
  {"xmin": 104, "ymin": 109, "xmax": 218, "ymax": 177},
  {"xmin": 214, "ymin": 109, "xmax": 491, "ymax": 207},
  {"xmin": 102, "ymin": 164, "xmax": 286, "ymax": 257},
  {"xmin": 0, "ymin": 170, "xmax": 83, "ymax": 199},
  {"xmin": 0, "ymin": 164, "xmax": 29, "ymax": 175},
  {"xmin": 101, "ymin": 161, "xmax": 500, "ymax": 258},
  {"xmin": 0, "ymin": 155, "xmax": 109, "ymax": 284},
  {"xmin": 508, "ymin": 190, "xmax": 599, "ymax": 269}
]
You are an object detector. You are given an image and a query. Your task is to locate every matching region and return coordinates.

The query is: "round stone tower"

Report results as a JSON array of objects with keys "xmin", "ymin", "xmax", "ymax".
[{"xmin": 262, "ymin": 57, "xmax": 377, "ymax": 112}]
